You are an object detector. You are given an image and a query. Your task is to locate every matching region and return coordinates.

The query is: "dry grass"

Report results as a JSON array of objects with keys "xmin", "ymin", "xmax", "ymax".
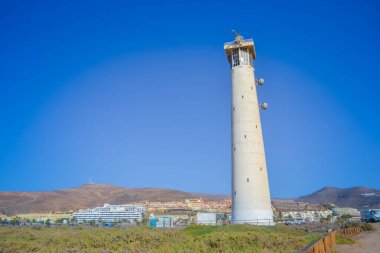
[{"xmin": 336, "ymin": 235, "xmax": 354, "ymax": 245}]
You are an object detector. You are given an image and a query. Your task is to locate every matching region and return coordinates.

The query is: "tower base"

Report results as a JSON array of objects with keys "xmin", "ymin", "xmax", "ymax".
[{"xmin": 232, "ymin": 209, "xmax": 275, "ymax": 226}]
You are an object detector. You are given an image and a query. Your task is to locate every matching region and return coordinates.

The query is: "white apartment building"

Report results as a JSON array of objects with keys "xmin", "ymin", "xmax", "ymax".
[
  {"xmin": 281, "ymin": 210, "xmax": 332, "ymax": 221},
  {"xmin": 73, "ymin": 204, "xmax": 145, "ymax": 223}
]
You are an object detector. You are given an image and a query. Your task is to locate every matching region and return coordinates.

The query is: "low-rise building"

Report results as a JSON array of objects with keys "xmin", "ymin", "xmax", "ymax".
[
  {"xmin": 332, "ymin": 207, "xmax": 360, "ymax": 217},
  {"xmin": 73, "ymin": 204, "xmax": 145, "ymax": 223},
  {"xmin": 149, "ymin": 215, "xmax": 175, "ymax": 228},
  {"xmin": 196, "ymin": 212, "xmax": 216, "ymax": 225}
]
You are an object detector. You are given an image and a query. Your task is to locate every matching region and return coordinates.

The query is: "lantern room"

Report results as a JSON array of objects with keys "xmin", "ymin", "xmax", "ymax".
[{"xmin": 224, "ymin": 36, "xmax": 256, "ymax": 68}]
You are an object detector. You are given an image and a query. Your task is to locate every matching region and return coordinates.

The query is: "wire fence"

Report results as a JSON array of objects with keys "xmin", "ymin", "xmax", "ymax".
[{"xmin": 159, "ymin": 219, "xmax": 276, "ymax": 228}]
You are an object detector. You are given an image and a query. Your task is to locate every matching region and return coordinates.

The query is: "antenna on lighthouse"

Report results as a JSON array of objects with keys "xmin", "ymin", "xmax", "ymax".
[{"xmin": 232, "ymin": 30, "xmax": 244, "ymax": 44}]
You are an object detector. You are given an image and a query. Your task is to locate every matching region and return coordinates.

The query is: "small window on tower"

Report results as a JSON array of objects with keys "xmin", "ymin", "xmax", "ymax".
[
  {"xmin": 260, "ymin": 167, "xmax": 263, "ymax": 171},
  {"xmin": 242, "ymin": 95, "xmax": 244, "ymax": 99},
  {"xmin": 247, "ymin": 178, "xmax": 249, "ymax": 183},
  {"xmin": 232, "ymin": 49, "xmax": 240, "ymax": 67},
  {"xmin": 234, "ymin": 190, "xmax": 237, "ymax": 196},
  {"xmin": 244, "ymin": 135, "xmax": 246, "ymax": 138}
]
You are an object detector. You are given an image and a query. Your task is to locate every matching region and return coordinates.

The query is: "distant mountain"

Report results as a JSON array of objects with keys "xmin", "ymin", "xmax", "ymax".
[
  {"xmin": 297, "ymin": 186, "xmax": 380, "ymax": 210},
  {"xmin": 0, "ymin": 184, "xmax": 228, "ymax": 215}
]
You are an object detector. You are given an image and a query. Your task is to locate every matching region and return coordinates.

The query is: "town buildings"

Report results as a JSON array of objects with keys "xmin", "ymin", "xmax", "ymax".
[
  {"xmin": 185, "ymin": 199, "xmax": 203, "ymax": 210},
  {"xmin": 272, "ymin": 199, "xmax": 325, "ymax": 213},
  {"xmin": 281, "ymin": 210, "xmax": 332, "ymax": 222}
]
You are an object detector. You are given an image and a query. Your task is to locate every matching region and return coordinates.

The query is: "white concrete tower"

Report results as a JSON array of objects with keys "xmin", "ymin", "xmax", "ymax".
[{"xmin": 224, "ymin": 33, "xmax": 274, "ymax": 225}]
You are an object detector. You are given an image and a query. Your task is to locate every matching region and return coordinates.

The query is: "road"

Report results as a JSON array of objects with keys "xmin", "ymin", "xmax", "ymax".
[{"xmin": 337, "ymin": 223, "xmax": 380, "ymax": 253}]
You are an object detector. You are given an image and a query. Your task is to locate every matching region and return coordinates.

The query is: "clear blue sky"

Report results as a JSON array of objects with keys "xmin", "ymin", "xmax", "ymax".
[{"xmin": 1, "ymin": 0, "xmax": 379, "ymax": 198}]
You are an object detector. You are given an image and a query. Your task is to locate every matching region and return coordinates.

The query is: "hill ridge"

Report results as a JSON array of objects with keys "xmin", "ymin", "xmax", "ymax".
[{"xmin": 297, "ymin": 186, "xmax": 380, "ymax": 210}]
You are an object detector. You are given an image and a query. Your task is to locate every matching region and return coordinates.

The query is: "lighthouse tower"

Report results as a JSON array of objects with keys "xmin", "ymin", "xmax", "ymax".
[{"xmin": 224, "ymin": 32, "xmax": 274, "ymax": 225}]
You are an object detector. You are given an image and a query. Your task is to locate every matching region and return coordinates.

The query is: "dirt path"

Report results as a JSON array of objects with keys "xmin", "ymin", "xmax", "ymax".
[{"xmin": 337, "ymin": 223, "xmax": 380, "ymax": 253}]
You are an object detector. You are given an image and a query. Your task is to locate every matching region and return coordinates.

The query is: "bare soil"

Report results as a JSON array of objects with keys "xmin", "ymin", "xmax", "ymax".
[{"xmin": 337, "ymin": 223, "xmax": 380, "ymax": 253}]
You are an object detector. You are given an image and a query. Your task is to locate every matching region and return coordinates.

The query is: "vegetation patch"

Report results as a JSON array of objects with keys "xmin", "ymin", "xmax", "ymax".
[
  {"xmin": 0, "ymin": 225, "xmax": 321, "ymax": 253},
  {"xmin": 342, "ymin": 221, "xmax": 375, "ymax": 231},
  {"xmin": 303, "ymin": 233, "xmax": 323, "ymax": 245}
]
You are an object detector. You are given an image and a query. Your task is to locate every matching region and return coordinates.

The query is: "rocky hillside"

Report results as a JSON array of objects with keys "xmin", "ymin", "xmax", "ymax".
[{"xmin": 0, "ymin": 184, "xmax": 227, "ymax": 215}]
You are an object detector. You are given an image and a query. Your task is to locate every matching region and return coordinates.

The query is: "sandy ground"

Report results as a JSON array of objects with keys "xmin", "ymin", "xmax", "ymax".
[{"xmin": 337, "ymin": 223, "xmax": 380, "ymax": 253}]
